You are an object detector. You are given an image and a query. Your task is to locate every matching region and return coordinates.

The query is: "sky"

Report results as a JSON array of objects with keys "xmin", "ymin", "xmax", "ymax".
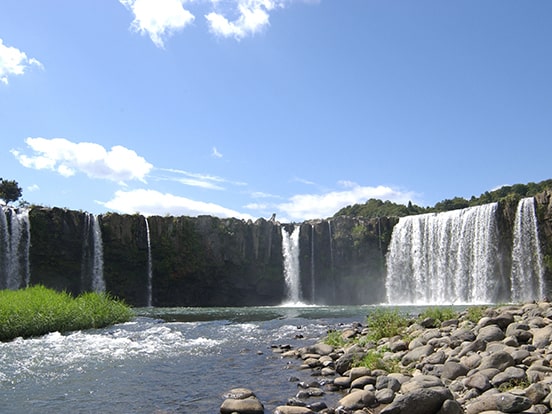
[{"xmin": 1, "ymin": 1, "xmax": 551, "ymax": 222}]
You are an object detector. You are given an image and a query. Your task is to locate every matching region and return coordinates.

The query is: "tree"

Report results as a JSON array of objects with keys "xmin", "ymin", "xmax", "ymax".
[{"xmin": 0, "ymin": 178, "xmax": 23, "ymax": 205}]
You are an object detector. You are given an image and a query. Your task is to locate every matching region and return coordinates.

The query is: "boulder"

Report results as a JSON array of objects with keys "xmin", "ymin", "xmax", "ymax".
[
  {"xmin": 441, "ymin": 361, "xmax": 469, "ymax": 381},
  {"xmin": 402, "ymin": 344, "xmax": 434, "ymax": 365},
  {"xmin": 220, "ymin": 396, "xmax": 264, "ymax": 414},
  {"xmin": 477, "ymin": 325, "xmax": 505, "ymax": 343},
  {"xmin": 495, "ymin": 392, "xmax": 532, "ymax": 413},
  {"xmin": 274, "ymin": 406, "xmax": 314, "ymax": 414},
  {"xmin": 490, "ymin": 366, "xmax": 526, "ymax": 387},
  {"xmin": 478, "ymin": 351, "xmax": 515, "ymax": 371},
  {"xmin": 338, "ymin": 389, "xmax": 376, "ymax": 411},
  {"xmin": 380, "ymin": 387, "xmax": 453, "ymax": 414},
  {"xmin": 532, "ymin": 325, "xmax": 552, "ymax": 348}
]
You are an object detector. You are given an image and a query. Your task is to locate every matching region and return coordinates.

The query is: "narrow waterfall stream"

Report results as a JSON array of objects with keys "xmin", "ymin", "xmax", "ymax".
[
  {"xmin": 281, "ymin": 225, "xmax": 302, "ymax": 304},
  {"xmin": 0, "ymin": 206, "xmax": 31, "ymax": 290},
  {"xmin": 145, "ymin": 216, "xmax": 153, "ymax": 307},
  {"xmin": 511, "ymin": 197, "xmax": 545, "ymax": 301},
  {"xmin": 82, "ymin": 213, "xmax": 106, "ymax": 293}
]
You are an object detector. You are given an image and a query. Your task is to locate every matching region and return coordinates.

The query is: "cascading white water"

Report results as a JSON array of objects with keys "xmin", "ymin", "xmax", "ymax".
[
  {"xmin": 82, "ymin": 213, "xmax": 105, "ymax": 293},
  {"xmin": 145, "ymin": 216, "xmax": 153, "ymax": 307},
  {"xmin": 511, "ymin": 197, "xmax": 545, "ymax": 302},
  {"xmin": 310, "ymin": 224, "xmax": 315, "ymax": 302},
  {"xmin": 0, "ymin": 206, "xmax": 31, "ymax": 289},
  {"xmin": 281, "ymin": 226, "xmax": 302, "ymax": 304},
  {"xmin": 385, "ymin": 203, "xmax": 499, "ymax": 304}
]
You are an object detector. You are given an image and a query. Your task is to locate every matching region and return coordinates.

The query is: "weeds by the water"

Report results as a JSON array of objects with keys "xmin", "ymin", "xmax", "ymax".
[
  {"xmin": 0, "ymin": 285, "xmax": 134, "ymax": 341},
  {"xmin": 366, "ymin": 308, "xmax": 408, "ymax": 341},
  {"xmin": 418, "ymin": 306, "xmax": 458, "ymax": 326}
]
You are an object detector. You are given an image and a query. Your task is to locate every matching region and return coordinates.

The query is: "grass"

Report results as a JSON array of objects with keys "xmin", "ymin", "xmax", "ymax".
[
  {"xmin": 0, "ymin": 285, "xmax": 134, "ymax": 341},
  {"xmin": 466, "ymin": 305, "xmax": 488, "ymax": 323},
  {"xmin": 366, "ymin": 307, "xmax": 409, "ymax": 341},
  {"xmin": 353, "ymin": 348, "xmax": 401, "ymax": 373},
  {"xmin": 418, "ymin": 306, "xmax": 458, "ymax": 326},
  {"xmin": 324, "ymin": 329, "xmax": 347, "ymax": 347}
]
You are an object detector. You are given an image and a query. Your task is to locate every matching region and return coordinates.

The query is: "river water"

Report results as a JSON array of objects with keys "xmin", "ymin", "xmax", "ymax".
[{"xmin": 0, "ymin": 305, "xmax": 385, "ymax": 413}]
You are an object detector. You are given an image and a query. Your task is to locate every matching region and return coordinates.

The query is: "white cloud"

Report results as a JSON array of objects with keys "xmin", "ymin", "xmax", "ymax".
[
  {"xmin": 0, "ymin": 38, "xmax": 43, "ymax": 85},
  {"xmin": 212, "ymin": 146, "xmax": 223, "ymax": 158},
  {"xmin": 159, "ymin": 167, "xmax": 247, "ymax": 189},
  {"xmin": 277, "ymin": 184, "xmax": 419, "ymax": 221},
  {"xmin": 27, "ymin": 184, "xmax": 40, "ymax": 192},
  {"xmin": 101, "ymin": 188, "xmax": 253, "ymax": 219},
  {"xmin": 11, "ymin": 137, "xmax": 153, "ymax": 184},
  {"xmin": 120, "ymin": 0, "xmax": 195, "ymax": 48},
  {"xmin": 205, "ymin": 0, "xmax": 280, "ymax": 40}
]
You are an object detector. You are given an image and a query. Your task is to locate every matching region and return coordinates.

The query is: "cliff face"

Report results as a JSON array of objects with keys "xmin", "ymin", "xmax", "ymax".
[{"xmin": 18, "ymin": 190, "xmax": 552, "ymax": 306}]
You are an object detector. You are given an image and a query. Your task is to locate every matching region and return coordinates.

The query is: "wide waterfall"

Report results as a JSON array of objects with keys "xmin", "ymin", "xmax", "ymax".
[
  {"xmin": 511, "ymin": 197, "xmax": 545, "ymax": 302},
  {"xmin": 0, "ymin": 206, "xmax": 31, "ymax": 290},
  {"xmin": 281, "ymin": 225, "xmax": 302, "ymax": 304},
  {"xmin": 81, "ymin": 213, "xmax": 105, "ymax": 293},
  {"xmin": 385, "ymin": 203, "xmax": 499, "ymax": 304},
  {"xmin": 145, "ymin": 216, "xmax": 153, "ymax": 307}
]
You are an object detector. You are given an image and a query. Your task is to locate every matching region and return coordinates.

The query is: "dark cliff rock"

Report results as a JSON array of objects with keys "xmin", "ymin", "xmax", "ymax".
[{"xmin": 21, "ymin": 190, "xmax": 552, "ymax": 306}]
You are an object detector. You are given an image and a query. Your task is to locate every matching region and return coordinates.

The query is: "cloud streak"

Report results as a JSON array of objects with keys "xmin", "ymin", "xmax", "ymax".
[
  {"xmin": 0, "ymin": 38, "xmax": 43, "ymax": 84},
  {"xmin": 11, "ymin": 137, "xmax": 153, "ymax": 184},
  {"xmin": 101, "ymin": 188, "xmax": 253, "ymax": 219}
]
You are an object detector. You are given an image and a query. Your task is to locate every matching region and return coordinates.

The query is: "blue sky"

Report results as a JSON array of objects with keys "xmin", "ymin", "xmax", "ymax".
[{"xmin": 1, "ymin": 1, "xmax": 551, "ymax": 222}]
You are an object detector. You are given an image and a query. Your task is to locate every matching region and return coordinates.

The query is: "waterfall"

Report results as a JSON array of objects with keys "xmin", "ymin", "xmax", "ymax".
[
  {"xmin": 511, "ymin": 197, "xmax": 545, "ymax": 302},
  {"xmin": 310, "ymin": 224, "xmax": 315, "ymax": 302},
  {"xmin": 82, "ymin": 213, "xmax": 105, "ymax": 293},
  {"xmin": 328, "ymin": 220, "xmax": 334, "ymax": 271},
  {"xmin": 385, "ymin": 203, "xmax": 499, "ymax": 305},
  {"xmin": 281, "ymin": 225, "xmax": 302, "ymax": 304},
  {"xmin": 145, "ymin": 216, "xmax": 153, "ymax": 307},
  {"xmin": 0, "ymin": 206, "xmax": 31, "ymax": 290}
]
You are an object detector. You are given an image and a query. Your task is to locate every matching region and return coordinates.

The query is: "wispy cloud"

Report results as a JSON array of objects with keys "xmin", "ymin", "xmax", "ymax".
[
  {"xmin": 277, "ymin": 182, "xmax": 419, "ymax": 221},
  {"xmin": 158, "ymin": 167, "xmax": 246, "ymax": 189},
  {"xmin": 212, "ymin": 146, "xmax": 223, "ymax": 158},
  {"xmin": 0, "ymin": 38, "xmax": 43, "ymax": 85},
  {"xmin": 205, "ymin": 0, "xmax": 281, "ymax": 40},
  {"xmin": 101, "ymin": 188, "xmax": 253, "ymax": 219},
  {"xmin": 120, "ymin": 0, "xmax": 195, "ymax": 48},
  {"xmin": 11, "ymin": 137, "xmax": 153, "ymax": 184}
]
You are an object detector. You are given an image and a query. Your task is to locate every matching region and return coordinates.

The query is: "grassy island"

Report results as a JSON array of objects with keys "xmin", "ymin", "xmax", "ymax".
[{"xmin": 0, "ymin": 285, "xmax": 134, "ymax": 342}]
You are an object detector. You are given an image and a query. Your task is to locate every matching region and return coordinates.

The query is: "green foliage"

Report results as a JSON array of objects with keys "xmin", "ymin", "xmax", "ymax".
[
  {"xmin": 0, "ymin": 178, "xmax": 23, "ymax": 205},
  {"xmin": 353, "ymin": 348, "xmax": 400, "ymax": 372},
  {"xmin": 465, "ymin": 305, "xmax": 487, "ymax": 324},
  {"xmin": 497, "ymin": 378, "xmax": 530, "ymax": 392},
  {"xmin": 324, "ymin": 330, "xmax": 347, "ymax": 347},
  {"xmin": 333, "ymin": 178, "xmax": 552, "ymax": 219},
  {"xmin": 334, "ymin": 198, "xmax": 428, "ymax": 219},
  {"xmin": 0, "ymin": 285, "xmax": 134, "ymax": 341},
  {"xmin": 418, "ymin": 306, "xmax": 458, "ymax": 326},
  {"xmin": 366, "ymin": 308, "xmax": 409, "ymax": 341}
]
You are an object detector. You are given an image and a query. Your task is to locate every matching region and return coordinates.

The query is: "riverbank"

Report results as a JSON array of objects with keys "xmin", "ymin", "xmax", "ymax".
[
  {"xmin": 223, "ymin": 302, "xmax": 552, "ymax": 414},
  {"xmin": 0, "ymin": 285, "xmax": 134, "ymax": 341}
]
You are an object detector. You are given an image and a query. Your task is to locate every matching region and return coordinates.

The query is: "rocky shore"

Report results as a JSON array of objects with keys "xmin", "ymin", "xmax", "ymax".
[{"xmin": 221, "ymin": 302, "xmax": 552, "ymax": 414}]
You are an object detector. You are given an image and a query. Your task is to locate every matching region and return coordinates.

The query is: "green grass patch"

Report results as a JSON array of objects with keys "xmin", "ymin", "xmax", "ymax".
[
  {"xmin": 366, "ymin": 307, "xmax": 409, "ymax": 341},
  {"xmin": 418, "ymin": 306, "xmax": 458, "ymax": 327},
  {"xmin": 0, "ymin": 285, "xmax": 134, "ymax": 341},
  {"xmin": 324, "ymin": 329, "xmax": 347, "ymax": 347},
  {"xmin": 465, "ymin": 305, "xmax": 487, "ymax": 323},
  {"xmin": 353, "ymin": 348, "xmax": 400, "ymax": 373}
]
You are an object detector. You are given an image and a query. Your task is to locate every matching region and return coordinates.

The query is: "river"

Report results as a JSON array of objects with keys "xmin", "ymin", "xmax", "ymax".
[{"xmin": 0, "ymin": 305, "xmax": 384, "ymax": 413}]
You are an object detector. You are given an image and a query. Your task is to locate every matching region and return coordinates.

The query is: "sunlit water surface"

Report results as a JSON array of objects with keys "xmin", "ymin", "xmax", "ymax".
[{"xmin": 0, "ymin": 305, "xmax": 430, "ymax": 413}]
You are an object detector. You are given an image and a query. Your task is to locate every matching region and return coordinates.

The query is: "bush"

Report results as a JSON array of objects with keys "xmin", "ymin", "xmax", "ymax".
[
  {"xmin": 0, "ymin": 285, "xmax": 134, "ymax": 341},
  {"xmin": 418, "ymin": 306, "xmax": 458, "ymax": 326},
  {"xmin": 324, "ymin": 329, "xmax": 347, "ymax": 347},
  {"xmin": 353, "ymin": 348, "xmax": 400, "ymax": 372},
  {"xmin": 366, "ymin": 308, "xmax": 408, "ymax": 341},
  {"xmin": 466, "ymin": 305, "xmax": 487, "ymax": 324}
]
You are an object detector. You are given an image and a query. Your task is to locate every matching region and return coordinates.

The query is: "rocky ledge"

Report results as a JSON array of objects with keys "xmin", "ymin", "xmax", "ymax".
[{"xmin": 222, "ymin": 302, "xmax": 552, "ymax": 414}]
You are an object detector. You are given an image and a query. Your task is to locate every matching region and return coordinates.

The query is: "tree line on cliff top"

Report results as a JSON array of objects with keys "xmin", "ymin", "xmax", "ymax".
[{"xmin": 334, "ymin": 178, "xmax": 552, "ymax": 219}]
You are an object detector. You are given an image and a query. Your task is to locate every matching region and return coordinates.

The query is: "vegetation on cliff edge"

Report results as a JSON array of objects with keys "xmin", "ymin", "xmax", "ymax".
[
  {"xmin": 334, "ymin": 178, "xmax": 552, "ymax": 219},
  {"xmin": 0, "ymin": 285, "xmax": 134, "ymax": 342}
]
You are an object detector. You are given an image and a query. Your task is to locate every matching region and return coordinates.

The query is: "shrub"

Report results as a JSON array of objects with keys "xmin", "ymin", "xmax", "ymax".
[
  {"xmin": 366, "ymin": 307, "xmax": 408, "ymax": 341},
  {"xmin": 418, "ymin": 306, "xmax": 458, "ymax": 326},
  {"xmin": 324, "ymin": 330, "xmax": 347, "ymax": 347},
  {"xmin": 353, "ymin": 348, "xmax": 400, "ymax": 372},
  {"xmin": 466, "ymin": 305, "xmax": 487, "ymax": 324}
]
